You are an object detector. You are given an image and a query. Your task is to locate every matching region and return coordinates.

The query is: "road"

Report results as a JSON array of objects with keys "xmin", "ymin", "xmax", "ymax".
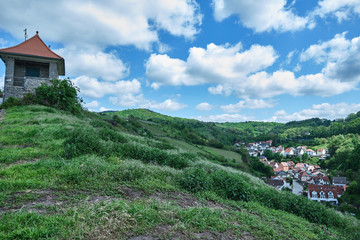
[{"xmin": 292, "ymin": 180, "xmax": 303, "ymax": 196}]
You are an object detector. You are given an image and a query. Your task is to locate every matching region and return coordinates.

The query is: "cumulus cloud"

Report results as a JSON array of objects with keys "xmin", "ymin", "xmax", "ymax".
[
  {"xmin": 110, "ymin": 94, "xmax": 187, "ymax": 111},
  {"xmin": 193, "ymin": 113, "xmax": 253, "ymax": 122},
  {"xmin": 268, "ymin": 102, "xmax": 360, "ymax": 122},
  {"xmin": 85, "ymin": 100, "xmax": 100, "ymax": 109},
  {"xmin": 146, "ymin": 42, "xmax": 277, "ymax": 87},
  {"xmin": 313, "ymin": 0, "xmax": 360, "ymax": 22},
  {"xmin": 147, "ymin": 40, "xmax": 358, "ymax": 98},
  {"xmin": 73, "ymin": 76, "xmax": 141, "ymax": 98},
  {"xmin": 301, "ymin": 33, "xmax": 360, "ymax": 83},
  {"xmin": 83, "ymin": 100, "xmax": 100, "ymax": 111},
  {"xmin": 57, "ymin": 48, "xmax": 129, "ymax": 81},
  {"xmin": 195, "ymin": 102, "xmax": 213, "ymax": 111},
  {"xmin": 0, "ymin": 0, "xmax": 202, "ymax": 51},
  {"xmin": 221, "ymin": 99, "xmax": 276, "ymax": 113},
  {"xmin": 212, "ymin": 0, "xmax": 310, "ymax": 32}
]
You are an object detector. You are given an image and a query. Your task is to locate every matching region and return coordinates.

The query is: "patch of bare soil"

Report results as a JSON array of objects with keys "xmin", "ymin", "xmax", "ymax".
[
  {"xmin": 120, "ymin": 186, "xmax": 144, "ymax": 199},
  {"xmin": 0, "ymin": 158, "xmax": 40, "ymax": 170},
  {"xmin": 0, "ymin": 189, "xmax": 60, "ymax": 214},
  {"xmin": 149, "ymin": 191, "xmax": 229, "ymax": 210}
]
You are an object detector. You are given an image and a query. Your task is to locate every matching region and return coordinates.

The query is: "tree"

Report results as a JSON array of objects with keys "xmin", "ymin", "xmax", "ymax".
[{"xmin": 264, "ymin": 149, "xmax": 274, "ymax": 159}]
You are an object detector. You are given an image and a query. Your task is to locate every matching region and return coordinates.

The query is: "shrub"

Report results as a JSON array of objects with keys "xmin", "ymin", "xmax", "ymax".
[
  {"xmin": 98, "ymin": 127, "xmax": 127, "ymax": 143},
  {"xmin": 63, "ymin": 128, "xmax": 104, "ymax": 159},
  {"xmin": 210, "ymin": 170, "xmax": 251, "ymax": 201},
  {"xmin": 180, "ymin": 167, "xmax": 213, "ymax": 192},
  {"xmin": 1, "ymin": 79, "xmax": 83, "ymax": 114},
  {"xmin": 35, "ymin": 78, "xmax": 83, "ymax": 114}
]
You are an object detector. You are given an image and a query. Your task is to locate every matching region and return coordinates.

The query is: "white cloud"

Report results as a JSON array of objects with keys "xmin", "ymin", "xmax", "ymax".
[
  {"xmin": 57, "ymin": 49, "xmax": 129, "ymax": 81},
  {"xmin": 73, "ymin": 76, "xmax": 141, "ymax": 98},
  {"xmin": 0, "ymin": 0, "xmax": 202, "ymax": 51},
  {"xmin": 212, "ymin": 0, "xmax": 310, "ymax": 32},
  {"xmin": 195, "ymin": 102, "xmax": 213, "ymax": 111},
  {"xmin": 268, "ymin": 102, "xmax": 360, "ymax": 122},
  {"xmin": 221, "ymin": 99, "xmax": 276, "ymax": 113},
  {"xmin": 100, "ymin": 107, "xmax": 113, "ymax": 112},
  {"xmin": 83, "ymin": 100, "xmax": 100, "ymax": 111},
  {"xmin": 144, "ymin": 99, "xmax": 187, "ymax": 111},
  {"xmin": 147, "ymin": 40, "xmax": 358, "ymax": 99},
  {"xmin": 193, "ymin": 113, "xmax": 253, "ymax": 122},
  {"xmin": 110, "ymin": 94, "xmax": 187, "ymax": 111},
  {"xmin": 146, "ymin": 42, "xmax": 277, "ymax": 87},
  {"xmin": 301, "ymin": 33, "xmax": 360, "ymax": 83},
  {"xmin": 313, "ymin": 0, "xmax": 360, "ymax": 21},
  {"xmin": 85, "ymin": 100, "xmax": 100, "ymax": 109},
  {"xmin": 300, "ymin": 32, "xmax": 350, "ymax": 63}
]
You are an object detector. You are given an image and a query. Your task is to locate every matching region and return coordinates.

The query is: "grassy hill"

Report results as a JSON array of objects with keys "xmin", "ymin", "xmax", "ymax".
[{"xmin": 1, "ymin": 105, "xmax": 360, "ymax": 239}]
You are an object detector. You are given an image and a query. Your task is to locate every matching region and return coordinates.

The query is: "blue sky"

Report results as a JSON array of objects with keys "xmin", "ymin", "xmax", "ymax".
[{"xmin": 1, "ymin": 0, "xmax": 360, "ymax": 122}]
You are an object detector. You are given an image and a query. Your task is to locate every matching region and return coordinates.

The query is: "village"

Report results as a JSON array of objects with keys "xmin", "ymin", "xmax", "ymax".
[{"xmin": 245, "ymin": 140, "xmax": 349, "ymax": 205}]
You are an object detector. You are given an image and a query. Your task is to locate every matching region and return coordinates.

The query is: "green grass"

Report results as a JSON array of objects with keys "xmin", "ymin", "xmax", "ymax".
[{"xmin": 0, "ymin": 105, "xmax": 359, "ymax": 239}]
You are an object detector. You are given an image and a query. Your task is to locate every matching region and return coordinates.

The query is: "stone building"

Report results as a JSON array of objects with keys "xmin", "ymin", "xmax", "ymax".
[{"xmin": 0, "ymin": 32, "xmax": 65, "ymax": 101}]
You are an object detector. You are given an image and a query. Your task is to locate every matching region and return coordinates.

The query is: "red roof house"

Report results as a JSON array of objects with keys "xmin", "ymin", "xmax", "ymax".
[
  {"xmin": 0, "ymin": 31, "xmax": 65, "ymax": 100},
  {"xmin": 308, "ymin": 184, "xmax": 344, "ymax": 204}
]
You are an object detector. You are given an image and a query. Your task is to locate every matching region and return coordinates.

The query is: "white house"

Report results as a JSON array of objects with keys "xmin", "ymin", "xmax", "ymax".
[
  {"xmin": 308, "ymin": 184, "xmax": 344, "ymax": 205},
  {"xmin": 305, "ymin": 149, "xmax": 316, "ymax": 156},
  {"xmin": 316, "ymin": 148, "xmax": 326, "ymax": 156}
]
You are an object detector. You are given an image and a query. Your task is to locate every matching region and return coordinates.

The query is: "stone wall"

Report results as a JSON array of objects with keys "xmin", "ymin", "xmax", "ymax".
[{"xmin": 3, "ymin": 57, "xmax": 58, "ymax": 101}]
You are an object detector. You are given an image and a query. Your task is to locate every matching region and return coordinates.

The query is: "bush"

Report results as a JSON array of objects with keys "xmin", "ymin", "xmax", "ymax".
[
  {"xmin": 210, "ymin": 170, "xmax": 251, "ymax": 201},
  {"xmin": 1, "ymin": 79, "xmax": 83, "ymax": 114},
  {"xmin": 35, "ymin": 78, "xmax": 83, "ymax": 114},
  {"xmin": 63, "ymin": 128, "xmax": 104, "ymax": 159},
  {"xmin": 180, "ymin": 167, "xmax": 213, "ymax": 192}
]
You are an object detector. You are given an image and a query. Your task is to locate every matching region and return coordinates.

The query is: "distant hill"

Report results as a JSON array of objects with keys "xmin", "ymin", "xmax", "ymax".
[{"xmin": 0, "ymin": 105, "xmax": 359, "ymax": 239}]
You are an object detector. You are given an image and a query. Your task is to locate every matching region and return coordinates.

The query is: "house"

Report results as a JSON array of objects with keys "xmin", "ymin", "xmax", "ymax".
[
  {"xmin": 308, "ymin": 184, "xmax": 344, "ymax": 204},
  {"xmin": 284, "ymin": 148, "xmax": 294, "ymax": 157},
  {"xmin": 287, "ymin": 161, "xmax": 295, "ymax": 167},
  {"xmin": 332, "ymin": 177, "xmax": 348, "ymax": 187},
  {"xmin": 280, "ymin": 162, "xmax": 289, "ymax": 171},
  {"xmin": 269, "ymin": 162, "xmax": 279, "ymax": 169},
  {"xmin": 295, "ymin": 146, "xmax": 307, "ymax": 156},
  {"xmin": 292, "ymin": 168, "xmax": 301, "ymax": 178},
  {"xmin": 299, "ymin": 171, "xmax": 311, "ymax": 182},
  {"xmin": 277, "ymin": 170, "xmax": 287, "ymax": 178},
  {"xmin": 310, "ymin": 176, "xmax": 330, "ymax": 185},
  {"xmin": 307, "ymin": 165, "xmax": 316, "ymax": 172},
  {"xmin": 259, "ymin": 156, "xmax": 268, "ymax": 164},
  {"xmin": 295, "ymin": 163, "xmax": 307, "ymax": 171},
  {"xmin": 317, "ymin": 149, "xmax": 326, "ymax": 155},
  {"xmin": 0, "ymin": 31, "xmax": 65, "ymax": 101},
  {"xmin": 267, "ymin": 179, "xmax": 285, "ymax": 190},
  {"xmin": 305, "ymin": 149, "xmax": 316, "ymax": 156}
]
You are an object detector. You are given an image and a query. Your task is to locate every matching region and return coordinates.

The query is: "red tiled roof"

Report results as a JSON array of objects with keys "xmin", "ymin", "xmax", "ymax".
[
  {"xmin": 308, "ymin": 184, "xmax": 344, "ymax": 198},
  {"xmin": 0, "ymin": 32, "xmax": 63, "ymax": 59}
]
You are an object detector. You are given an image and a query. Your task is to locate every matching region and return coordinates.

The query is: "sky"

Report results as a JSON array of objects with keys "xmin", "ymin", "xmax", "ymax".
[{"xmin": 0, "ymin": 0, "xmax": 360, "ymax": 123}]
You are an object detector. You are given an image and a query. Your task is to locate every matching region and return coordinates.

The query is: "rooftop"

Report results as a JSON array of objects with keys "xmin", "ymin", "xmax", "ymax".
[{"xmin": 0, "ymin": 32, "xmax": 63, "ymax": 59}]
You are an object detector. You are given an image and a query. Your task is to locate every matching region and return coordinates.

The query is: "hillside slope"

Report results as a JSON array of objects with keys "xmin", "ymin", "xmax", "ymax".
[{"xmin": 1, "ymin": 105, "xmax": 359, "ymax": 239}]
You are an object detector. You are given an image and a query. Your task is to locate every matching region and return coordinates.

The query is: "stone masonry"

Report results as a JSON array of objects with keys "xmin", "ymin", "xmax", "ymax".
[{"xmin": 3, "ymin": 58, "xmax": 58, "ymax": 101}]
